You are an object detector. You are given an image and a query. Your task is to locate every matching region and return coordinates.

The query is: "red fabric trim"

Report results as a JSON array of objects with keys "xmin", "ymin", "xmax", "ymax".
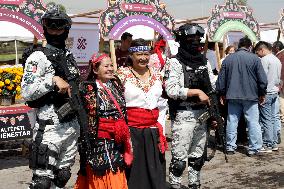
[
  {"xmin": 154, "ymin": 40, "xmax": 166, "ymax": 69},
  {"xmin": 97, "ymin": 118, "xmax": 133, "ymax": 166},
  {"xmin": 127, "ymin": 107, "xmax": 168, "ymax": 154}
]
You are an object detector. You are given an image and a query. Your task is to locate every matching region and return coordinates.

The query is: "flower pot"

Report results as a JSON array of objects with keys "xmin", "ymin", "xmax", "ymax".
[{"xmin": 0, "ymin": 95, "xmax": 13, "ymax": 106}]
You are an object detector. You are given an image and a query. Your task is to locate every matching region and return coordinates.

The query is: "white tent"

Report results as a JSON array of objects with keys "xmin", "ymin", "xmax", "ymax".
[
  {"xmin": 0, "ymin": 21, "xmax": 34, "ymax": 42},
  {"xmin": 260, "ymin": 29, "xmax": 284, "ymax": 44}
]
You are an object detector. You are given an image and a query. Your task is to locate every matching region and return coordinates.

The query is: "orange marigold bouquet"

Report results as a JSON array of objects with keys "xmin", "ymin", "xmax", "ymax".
[{"xmin": 0, "ymin": 65, "xmax": 23, "ymax": 99}]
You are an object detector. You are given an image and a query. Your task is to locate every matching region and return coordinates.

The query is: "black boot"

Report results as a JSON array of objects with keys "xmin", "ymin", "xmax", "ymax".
[{"xmin": 188, "ymin": 184, "xmax": 201, "ymax": 189}]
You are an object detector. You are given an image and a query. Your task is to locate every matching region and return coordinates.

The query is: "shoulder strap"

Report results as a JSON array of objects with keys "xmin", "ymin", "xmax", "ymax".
[{"xmin": 97, "ymin": 80, "xmax": 124, "ymax": 118}]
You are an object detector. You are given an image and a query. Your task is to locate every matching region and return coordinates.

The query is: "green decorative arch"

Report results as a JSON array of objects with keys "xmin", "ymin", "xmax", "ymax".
[{"xmin": 213, "ymin": 20, "xmax": 258, "ymax": 42}]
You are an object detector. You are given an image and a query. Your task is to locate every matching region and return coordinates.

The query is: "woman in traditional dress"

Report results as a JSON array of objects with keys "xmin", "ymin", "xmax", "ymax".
[
  {"xmin": 74, "ymin": 53, "xmax": 132, "ymax": 189},
  {"xmin": 117, "ymin": 39, "xmax": 167, "ymax": 189}
]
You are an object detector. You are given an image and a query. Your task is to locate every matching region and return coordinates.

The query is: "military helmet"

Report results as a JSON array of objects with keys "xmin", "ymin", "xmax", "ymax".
[
  {"xmin": 174, "ymin": 23, "xmax": 205, "ymax": 42},
  {"xmin": 41, "ymin": 2, "xmax": 72, "ymax": 30}
]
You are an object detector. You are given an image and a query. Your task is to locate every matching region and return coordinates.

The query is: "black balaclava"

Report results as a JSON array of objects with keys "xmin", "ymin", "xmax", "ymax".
[
  {"xmin": 44, "ymin": 27, "xmax": 69, "ymax": 50},
  {"xmin": 179, "ymin": 37, "xmax": 202, "ymax": 55}
]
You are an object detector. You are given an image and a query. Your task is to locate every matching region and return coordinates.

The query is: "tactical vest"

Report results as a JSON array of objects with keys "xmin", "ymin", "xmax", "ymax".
[
  {"xmin": 24, "ymin": 46, "xmax": 80, "ymax": 108},
  {"xmin": 168, "ymin": 58, "xmax": 210, "ymax": 117}
]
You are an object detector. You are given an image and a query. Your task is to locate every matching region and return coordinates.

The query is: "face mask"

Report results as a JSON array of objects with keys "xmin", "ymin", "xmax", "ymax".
[
  {"xmin": 180, "ymin": 38, "xmax": 202, "ymax": 54},
  {"xmin": 44, "ymin": 27, "xmax": 69, "ymax": 49}
]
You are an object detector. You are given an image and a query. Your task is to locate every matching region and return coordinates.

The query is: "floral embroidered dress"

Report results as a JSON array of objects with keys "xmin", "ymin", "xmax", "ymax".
[
  {"xmin": 74, "ymin": 79, "xmax": 129, "ymax": 189},
  {"xmin": 117, "ymin": 67, "xmax": 167, "ymax": 189}
]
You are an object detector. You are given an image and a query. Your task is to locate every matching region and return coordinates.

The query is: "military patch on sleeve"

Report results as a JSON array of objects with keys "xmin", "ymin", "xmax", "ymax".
[{"xmin": 26, "ymin": 62, "xmax": 38, "ymax": 73}]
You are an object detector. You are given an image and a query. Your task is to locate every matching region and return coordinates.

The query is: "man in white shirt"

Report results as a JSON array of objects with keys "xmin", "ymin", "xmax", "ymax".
[{"xmin": 206, "ymin": 42, "xmax": 219, "ymax": 75}]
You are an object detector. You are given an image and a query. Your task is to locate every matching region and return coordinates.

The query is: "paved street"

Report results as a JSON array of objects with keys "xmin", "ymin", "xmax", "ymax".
[{"xmin": 1, "ymin": 128, "xmax": 284, "ymax": 189}]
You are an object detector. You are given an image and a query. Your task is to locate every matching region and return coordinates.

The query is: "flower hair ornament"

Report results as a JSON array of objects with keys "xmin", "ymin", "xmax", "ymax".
[{"xmin": 90, "ymin": 53, "xmax": 109, "ymax": 65}]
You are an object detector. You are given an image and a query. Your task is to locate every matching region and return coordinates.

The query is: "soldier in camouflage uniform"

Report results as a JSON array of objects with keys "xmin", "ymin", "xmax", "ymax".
[
  {"xmin": 165, "ymin": 23, "xmax": 216, "ymax": 189},
  {"xmin": 21, "ymin": 3, "xmax": 80, "ymax": 189}
]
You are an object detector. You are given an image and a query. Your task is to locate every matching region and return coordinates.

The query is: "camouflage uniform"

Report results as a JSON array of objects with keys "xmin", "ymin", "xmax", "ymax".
[
  {"xmin": 21, "ymin": 45, "xmax": 80, "ymax": 189},
  {"xmin": 165, "ymin": 57, "xmax": 216, "ymax": 188}
]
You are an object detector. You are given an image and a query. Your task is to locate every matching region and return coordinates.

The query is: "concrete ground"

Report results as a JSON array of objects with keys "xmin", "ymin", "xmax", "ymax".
[{"xmin": 1, "ymin": 128, "xmax": 284, "ymax": 189}]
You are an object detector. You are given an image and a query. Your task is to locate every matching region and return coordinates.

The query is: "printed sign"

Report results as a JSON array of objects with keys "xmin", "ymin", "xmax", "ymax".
[
  {"xmin": 0, "ymin": 0, "xmax": 45, "ymax": 39},
  {"xmin": 207, "ymin": 0, "xmax": 259, "ymax": 42},
  {"xmin": 68, "ymin": 26, "xmax": 100, "ymax": 63},
  {"xmin": 100, "ymin": 0, "xmax": 175, "ymax": 40},
  {"xmin": 0, "ymin": 0, "xmax": 25, "ymax": 5},
  {"xmin": 0, "ymin": 106, "xmax": 32, "ymax": 141}
]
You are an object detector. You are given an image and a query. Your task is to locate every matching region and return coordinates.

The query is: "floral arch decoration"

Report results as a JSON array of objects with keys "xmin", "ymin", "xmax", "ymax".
[
  {"xmin": 0, "ymin": 0, "xmax": 46, "ymax": 39},
  {"xmin": 100, "ymin": 0, "xmax": 175, "ymax": 40},
  {"xmin": 207, "ymin": 0, "xmax": 260, "ymax": 42}
]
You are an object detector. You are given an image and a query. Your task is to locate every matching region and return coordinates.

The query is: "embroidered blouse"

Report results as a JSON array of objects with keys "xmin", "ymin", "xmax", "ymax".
[
  {"xmin": 79, "ymin": 79, "xmax": 127, "ymax": 174},
  {"xmin": 116, "ymin": 67, "xmax": 163, "ymax": 110},
  {"xmin": 80, "ymin": 79, "xmax": 126, "ymax": 133}
]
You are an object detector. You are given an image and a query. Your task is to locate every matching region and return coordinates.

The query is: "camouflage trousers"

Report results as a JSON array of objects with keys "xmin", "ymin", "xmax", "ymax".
[
  {"xmin": 169, "ymin": 109, "xmax": 207, "ymax": 187},
  {"xmin": 30, "ymin": 106, "xmax": 80, "ymax": 189}
]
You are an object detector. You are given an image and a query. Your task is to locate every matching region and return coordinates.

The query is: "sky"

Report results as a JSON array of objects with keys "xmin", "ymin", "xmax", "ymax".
[{"xmin": 42, "ymin": 0, "xmax": 284, "ymax": 24}]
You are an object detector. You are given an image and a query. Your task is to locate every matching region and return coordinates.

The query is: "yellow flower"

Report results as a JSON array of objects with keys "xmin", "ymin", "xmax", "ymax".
[
  {"xmin": 0, "ymin": 89, "xmax": 2, "ymax": 93},
  {"xmin": 16, "ymin": 86, "xmax": 21, "ymax": 92},
  {"xmin": 10, "ymin": 83, "xmax": 14, "ymax": 88},
  {"xmin": 6, "ymin": 86, "xmax": 13, "ymax": 90},
  {"xmin": 0, "ymin": 69, "xmax": 3, "ymax": 74},
  {"xmin": 15, "ymin": 75, "xmax": 22, "ymax": 81},
  {"xmin": 0, "ymin": 81, "xmax": 4, "ymax": 88},
  {"xmin": 5, "ymin": 79, "xmax": 10, "ymax": 85},
  {"xmin": 15, "ymin": 94, "xmax": 22, "ymax": 99}
]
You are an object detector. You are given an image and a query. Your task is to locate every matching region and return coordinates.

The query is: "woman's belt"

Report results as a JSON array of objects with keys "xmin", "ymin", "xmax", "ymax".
[
  {"xmin": 97, "ymin": 118, "xmax": 133, "ymax": 165},
  {"xmin": 127, "ymin": 107, "xmax": 168, "ymax": 154}
]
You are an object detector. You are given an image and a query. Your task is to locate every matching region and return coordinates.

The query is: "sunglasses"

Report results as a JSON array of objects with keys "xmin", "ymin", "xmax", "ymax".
[
  {"xmin": 43, "ymin": 19, "xmax": 69, "ymax": 30},
  {"xmin": 176, "ymin": 25, "xmax": 205, "ymax": 37}
]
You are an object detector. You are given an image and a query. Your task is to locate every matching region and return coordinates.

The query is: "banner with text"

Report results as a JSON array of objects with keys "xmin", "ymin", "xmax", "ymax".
[{"xmin": 0, "ymin": 106, "xmax": 32, "ymax": 141}]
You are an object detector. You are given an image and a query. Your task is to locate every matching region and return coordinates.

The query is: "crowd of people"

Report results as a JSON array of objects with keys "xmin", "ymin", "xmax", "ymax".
[{"xmin": 20, "ymin": 2, "xmax": 284, "ymax": 189}]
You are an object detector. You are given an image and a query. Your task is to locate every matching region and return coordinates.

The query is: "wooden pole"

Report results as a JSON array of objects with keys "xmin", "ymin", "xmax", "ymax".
[
  {"xmin": 222, "ymin": 34, "xmax": 226, "ymax": 59},
  {"xmin": 215, "ymin": 42, "xmax": 221, "ymax": 71},
  {"xmin": 109, "ymin": 39, "xmax": 117, "ymax": 71},
  {"xmin": 33, "ymin": 36, "xmax": 38, "ymax": 45},
  {"xmin": 277, "ymin": 28, "xmax": 281, "ymax": 41},
  {"xmin": 203, "ymin": 34, "xmax": 209, "ymax": 54},
  {"xmin": 99, "ymin": 37, "xmax": 105, "ymax": 53},
  {"xmin": 42, "ymin": 39, "xmax": 47, "ymax": 47}
]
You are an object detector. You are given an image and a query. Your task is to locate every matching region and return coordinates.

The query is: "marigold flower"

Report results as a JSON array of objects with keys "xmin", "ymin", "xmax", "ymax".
[{"xmin": 5, "ymin": 79, "xmax": 10, "ymax": 85}]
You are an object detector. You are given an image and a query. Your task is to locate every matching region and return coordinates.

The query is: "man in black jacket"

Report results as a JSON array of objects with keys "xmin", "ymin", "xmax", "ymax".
[{"xmin": 216, "ymin": 36, "xmax": 267, "ymax": 156}]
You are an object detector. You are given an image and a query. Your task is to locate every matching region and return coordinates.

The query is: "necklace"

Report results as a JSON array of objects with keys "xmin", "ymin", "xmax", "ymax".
[
  {"xmin": 130, "ymin": 67, "xmax": 151, "ymax": 82},
  {"xmin": 130, "ymin": 67, "xmax": 152, "ymax": 92}
]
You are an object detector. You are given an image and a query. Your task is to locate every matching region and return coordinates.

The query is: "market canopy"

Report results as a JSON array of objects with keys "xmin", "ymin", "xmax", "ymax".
[
  {"xmin": 0, "ymin": 21, "xmax": 34, "ymax": 42},
  {"xmin": 0, "ymin": 0, "xmax": 46, "ymax": 39},
  {"xmin": 207, "ymin": 0, "xmax": 260, "ymax": 42}
]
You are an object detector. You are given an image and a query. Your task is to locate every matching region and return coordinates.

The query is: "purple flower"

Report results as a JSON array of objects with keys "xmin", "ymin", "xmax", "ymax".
[
  {"xmin": 28, "ymin": 4, "xmax": 35, "ymax": 12},
  {"xmin": 34, "ymin": 16, "xmax": 39, "ymax": 21}
]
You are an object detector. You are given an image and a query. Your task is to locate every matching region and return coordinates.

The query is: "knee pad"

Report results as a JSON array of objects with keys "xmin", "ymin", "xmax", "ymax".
[
  {"xmin": 170, "ymin": 159, "xmax": 186, "ymax": 177},
  {"xmin": 188, "ymin": 157, "xmax": 205, "ymax": 171},
  {"xmin": 29, "ymin": 175, "xmax": 52, "ymax": 189},
  {"xmin": 53, "ymin": 167, "xmax": 71, "ymax": 188}
]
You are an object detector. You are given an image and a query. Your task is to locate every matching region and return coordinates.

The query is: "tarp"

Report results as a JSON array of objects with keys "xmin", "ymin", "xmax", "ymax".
[
  {"xmin": 0, "ymin": 21, "xmax": 34, "ymax": 42},
  {"xmin": 260, "ymin": 29, "xmax": 284, "ymax": 43}
]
